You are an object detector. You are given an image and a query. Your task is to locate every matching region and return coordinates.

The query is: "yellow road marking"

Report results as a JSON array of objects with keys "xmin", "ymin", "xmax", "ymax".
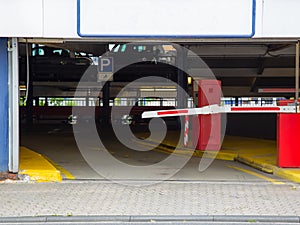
[
  {"xmin": 44, "ymin": 156, "xmax": 75, "ymax": 180},
  {"xmin": 227, "ymin": 165, "xmax": 284, "ymax": 185}
]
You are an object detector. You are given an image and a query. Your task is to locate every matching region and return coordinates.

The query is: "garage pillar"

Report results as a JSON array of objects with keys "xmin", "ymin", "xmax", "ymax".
[
  {"xmin": 0, "ymin": 38, "xmax": 9, "ymax": 172},
  {"xmin": 295, "ymin": 40, "xmax": 299, "ymax": 107},
  {"xmin": 176, "ymin": 45, "xmax": 188, "ymax": 109},
  {"xmin": 26, "ymin": 53, "xmax": 33, "ymax": 128},
  {"xmin": 8, "ymin": 38, "xmax": 19, "ymax": 173},
  {"xmin": 102, "ymin": 82, "xmax": 110, "ymax": 124}
]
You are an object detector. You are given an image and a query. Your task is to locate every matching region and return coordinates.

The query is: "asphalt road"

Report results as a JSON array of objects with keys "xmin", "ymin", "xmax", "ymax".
[{"xmin": 20, "ymin": 123, "xmax": 285, "ymax": 184}]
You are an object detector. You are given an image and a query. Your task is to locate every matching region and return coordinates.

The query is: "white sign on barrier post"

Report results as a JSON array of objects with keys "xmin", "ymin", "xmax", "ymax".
[{"xmin": 184, "ymin": 115, "xmax": 190, "ymax": 147}]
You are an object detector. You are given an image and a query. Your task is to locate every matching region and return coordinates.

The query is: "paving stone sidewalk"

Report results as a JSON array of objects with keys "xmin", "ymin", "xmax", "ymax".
[{"xmin": 0, "ymin": 180, "xmax": 300, "ymax": 217}]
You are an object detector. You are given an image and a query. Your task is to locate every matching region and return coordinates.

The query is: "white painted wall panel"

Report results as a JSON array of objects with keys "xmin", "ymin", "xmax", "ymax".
[
  {"xmin": 0, "ymin": 0, "xmax": 43, "ymax": 37},
  {"xmin": 43, "ymin": 0, "xmax": 78, "ymax": 38},
  {"xmin": 262, "ymin": 0, "xmax": 300, "ymax": 37},
  {"xmin": 253, "ymin": 0, "xmax": 263, "ymax": 37},
  {"xmin": 1, "ymin": 0, "xmax": 300, "ymax": 39}
]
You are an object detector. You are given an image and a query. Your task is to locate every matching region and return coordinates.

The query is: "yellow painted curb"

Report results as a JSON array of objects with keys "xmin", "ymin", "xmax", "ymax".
[
  {"xmin": 236, "ymin": 156, "xmax": 275, "ymax": 174},
  {"xmin": 273, "ymin": 168, "xmax": 300, "ymax": 183},
  {"xmin": 43, "ymin": 155, "xmax": 75, "ymax": 180},
  {"xmin": 134, "ymin": 138, "xmax": 236, "ymax": 161},
  {"xmin": 194, "ymin": 150, "xmax": 237, "ymax": 161},
  {"xmin": 19, "ymin": 147, "xmax": 62, "ymax": 182}
]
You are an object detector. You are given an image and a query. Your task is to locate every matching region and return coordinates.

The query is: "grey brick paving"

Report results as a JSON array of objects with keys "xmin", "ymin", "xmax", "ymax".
[{"xmin": 0, "ymin": 181, "xmax": 300, "ymax": 217}]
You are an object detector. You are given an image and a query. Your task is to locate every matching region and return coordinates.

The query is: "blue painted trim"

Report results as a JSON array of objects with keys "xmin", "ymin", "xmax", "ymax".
[
  {"xmin": 77, "ymin": 0, "xmax": 81, "ymax": 38},
  {"xmin": 0, "ymin": 38, "xmax": 8, "ymax": 172},
  {"xmin": 77, "ymin": 0, "xmax": 256, "ymax": 38},
  {"xmin": 251, "ymin": 0, "xmax": 256, "ymax": 38}
]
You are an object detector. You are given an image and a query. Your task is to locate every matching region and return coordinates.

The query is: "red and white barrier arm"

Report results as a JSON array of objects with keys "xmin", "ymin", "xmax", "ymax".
[{"xmin": 142, "ymin": 105, "xmax": 298, "ymax": 119}]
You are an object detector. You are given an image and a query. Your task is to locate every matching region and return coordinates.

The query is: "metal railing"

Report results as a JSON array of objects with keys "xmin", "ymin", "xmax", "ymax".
[{"xmin": 20, "ymin": 96, "xmax": 286, "ymax": 107}]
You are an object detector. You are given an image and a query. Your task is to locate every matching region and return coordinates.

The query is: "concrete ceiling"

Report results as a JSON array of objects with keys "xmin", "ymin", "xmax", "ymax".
[{"xmin": 18, "ymin": 39, "xmax": 299, "ymax": 98}]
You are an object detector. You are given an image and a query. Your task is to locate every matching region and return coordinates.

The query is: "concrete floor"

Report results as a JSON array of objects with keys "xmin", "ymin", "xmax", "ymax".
[{"xmin": 20, "ymin": 123, "xmax": 285, "ymax": 183}]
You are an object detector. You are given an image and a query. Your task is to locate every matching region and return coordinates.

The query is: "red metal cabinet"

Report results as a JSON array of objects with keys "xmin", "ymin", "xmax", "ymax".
[
  {"xmin": 193, "ymin": 80, "xmax": 221, "ymax": 151},
  {"xmin": 277, "ymin": 113, "xmax": 300, "ymax": 167}
]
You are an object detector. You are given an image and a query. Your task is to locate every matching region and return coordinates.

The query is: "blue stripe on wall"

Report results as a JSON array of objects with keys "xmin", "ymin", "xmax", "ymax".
[{"xmin": 0, "ymin": 38, "xmax": 8, "ymax": 172}]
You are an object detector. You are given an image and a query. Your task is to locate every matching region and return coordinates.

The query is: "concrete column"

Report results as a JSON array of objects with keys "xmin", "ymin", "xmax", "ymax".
[
  {"xmin": 0, "ymin": 38, "xmax": 9, "ymax": 172},
  {"xmin": 26, "ymin": 56, "xmax": 33, "ymax": 128},
  {"xmin": 176, "ymin": 45, "xmax": 188, "ymax": 109},
  {"xmin": 296, "ymin": 41, "xmax": 299, "ymax": 111},
  {"xmin": 174, "ymin": 45, "xmax": 188, "ymax": 132},
  {"xmin": 102, "ymin": 82, "xmax": 110, "ymax": 124}
]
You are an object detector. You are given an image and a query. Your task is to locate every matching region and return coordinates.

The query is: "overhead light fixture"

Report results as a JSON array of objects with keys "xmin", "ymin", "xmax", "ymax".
[
  {"xmin": 140, "ymin": 88, "xmax": 155, "ymax": 92},
  {"xmin": 155, "ymin": 88, "xmax": 176, "ymax": 92},
  {"xmin": 140, "ymin": 88, "xmax": 176, "ymax": 92},
  {"xmin": 19, "ymin": 85, "xmax": 27, "ymax": 91},
  {"xmin": 187, "ymin": 76, "xmax": 192, "ymax": 85}
]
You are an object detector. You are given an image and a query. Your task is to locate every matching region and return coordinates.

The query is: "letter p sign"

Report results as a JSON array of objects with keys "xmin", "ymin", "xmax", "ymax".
[
  {"xmin": 98, "ymin": 57, "xmax": 114, "ymax": 82},
  {"xmin": 98, "ymin": 57, "xmax": 113, "ymax": 73}
]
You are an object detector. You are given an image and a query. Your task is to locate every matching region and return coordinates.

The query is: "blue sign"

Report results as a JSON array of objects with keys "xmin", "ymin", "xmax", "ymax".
[{"xmin": 98, "ymin": 57, "xmax": 113, "ymax": 73}]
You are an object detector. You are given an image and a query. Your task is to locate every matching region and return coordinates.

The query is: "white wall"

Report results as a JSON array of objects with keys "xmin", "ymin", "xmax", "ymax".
[
  {"xmin": 0, "ymin": 0, "xmax": 300, "ymax": 39},
  {"xmin": 0, "ymin": 0, "xmax": 77, "ymax": 38},
  {"xmin": 0, "ymin": 0, "xmax": 44, "ymax": 37},
  {"xmin": 43, "ymin": 0, "xmax": 78, "ymax": 38},
  {"xmin": 260, "ymin": 0, "xmax": 300, "ymax": 37}
]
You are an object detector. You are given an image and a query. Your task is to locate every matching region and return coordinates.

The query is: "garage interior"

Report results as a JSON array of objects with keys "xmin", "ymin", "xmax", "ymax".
[{"xmin": 18, "ymin": 38, "xmax": 299, "ymax": 180}]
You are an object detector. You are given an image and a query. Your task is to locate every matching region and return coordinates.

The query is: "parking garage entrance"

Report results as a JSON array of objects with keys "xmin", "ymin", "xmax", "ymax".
[{"xmin": 15, "ymin": 39, "xmax": 300, "ymax": 182}]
